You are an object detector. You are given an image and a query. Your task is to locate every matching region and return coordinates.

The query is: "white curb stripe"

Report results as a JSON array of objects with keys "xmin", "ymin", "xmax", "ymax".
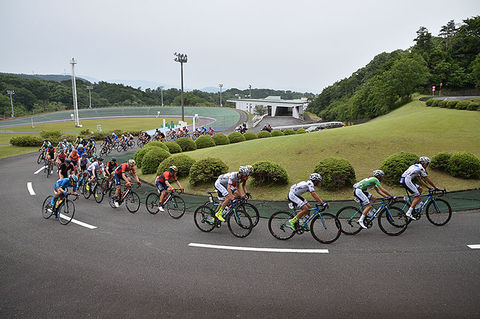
[
  {"xmin": 60, "ymin": 215, "xmax": 97, "ymax": 229},
  {"xmin": 27, "ymin": 182, "xmax": 36, "ymax": 195},
  {"xmin": 189, "ymin": 243, "xmax": 329, "ymax": 254},
  {"xmin": 467, "ymin": 244, "xmax": 480, "ymax": 249},
  {"xmin": 34, "ymin": 166, "xmax": 46, "ymax": 175}
]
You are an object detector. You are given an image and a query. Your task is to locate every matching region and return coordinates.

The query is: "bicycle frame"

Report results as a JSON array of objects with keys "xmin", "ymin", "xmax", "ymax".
[
  {"xmin": 397, "ymin": 189, "xmax": 446, "ymax": 214},
  {"xmin": 292, "ymin": 205, "xmax": 327, "ymax": 229}
]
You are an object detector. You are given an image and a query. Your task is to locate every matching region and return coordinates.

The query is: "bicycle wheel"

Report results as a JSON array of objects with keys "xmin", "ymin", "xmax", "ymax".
[
  {"xmin": 58, "ymin": 200, "xmax": 75, "ymax": 225},
  {"xmin": 37, "ymin": 153, "xmax": 43, "ymax": 164},
  {"xmin": 83, "ymin": 183, "xmax": 92, "ymax": 199},
  {"xmin": 310, "ymin": 213, "xmax": 342, "ymax": 244},
  {"xmin": 240, "ymin": 203, "xmax": 260, "ymax": 227},
  {"xmin": 268, "ymin": 211, "xmax": 295, "ymax": 240},
  {"xmin": 93, "ymin": 184, "xmax": 104, "ymax": 203},
  {"xmin": 194, "ymin": 205, "xmax": 216, "ymax": 232},
  {"xmin": 146, "ymin": 192, "xmax": 160, "ymax": 214},
  {"xmin": 378, "ymin": 207, "xmax": 408, "ymax": 236},
  {"xmin": 227, "ymin": 206, "xmax": 252, "ymax": 238},
  {"xmin": 125, "ymin": 191, "xmax": 141, "ymax": 213},
  {"xmin": 426, "ymin": 199, "xmax": 452, "ymax": 226},
  {"xmin": 42, "ymin": 196, "xmax": 54, "ymax": 219},
  {"xmin": 336, "ymin": 206, "xmax": 362, "ymax": 235},
  {"xmin": 166, "ymin": 195, "xmax": 186, "ymax": 219},
  {"xmin": 45, "ymin": 162, "xmax": 51, "ymax": 178}
]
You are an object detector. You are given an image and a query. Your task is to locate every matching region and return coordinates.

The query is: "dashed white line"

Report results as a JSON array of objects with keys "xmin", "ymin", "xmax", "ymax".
[
  {"xmin": 27, "ymin": 182, "xmax": 36, "ymax": 195},
  {"xmin": 61, "ymin": 215, "xmax": 97, "ymax": 230},
  {"xmin": 34, "ymin": 166, "xmax": 46, "ymax": 175},
  {"xmin": 189, "ymin": 243, "xmax": 329, "ymax": 254},
  {"xmin": 467, "ymin": 244, "xmax": 480, "ymax": 249}
]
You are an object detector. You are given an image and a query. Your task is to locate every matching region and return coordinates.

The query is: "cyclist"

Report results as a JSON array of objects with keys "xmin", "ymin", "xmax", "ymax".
[
  {"xmin": 213, "ymin": 166, "xmax": 251, "ymax": 222},
  {"xmin": 79, "ymin": 155, "xmax": 90, "ymax": 174},
  {"xmin": 113, "ymin": 159, "xmax": 141, "ymax": 208},
  {"xmin": 41, "ymin": 139, "xmax": 51, "ymax": 152},
  {"xmin": 111, "ymin": 132, "xmax": 118, "ymax": 143},
  {"xmin": 103, "ymin": 157, "xmax": 118, "ymax": 189},
  {"xmin": 86, "ymin": 157, "xmax": 106, "ymax": 191},
  {"xmin": 47, "ymin": 175, "xmax": 78, "ymax": 216},
  {"xmin": 44, "ymin": 144, "xmax": 55, "ymax": 172},
  {"xmin": 287, "ymin": 173, "xmax": 328, "ymax": 229},
  {"xmin": 400, "ymin": 156, "xmax": 439, "ymax": 220},
  {"xmin": 155, "ymin": 165, "xmax": 184, "ymax": 212},
  {"xmin": 69, "ymin": 148, "xmax": 80, "ymax": 166},
  {"xmin": 74, "ymin": 135, "xmax": 83, "ymax": 147},
  {"xmin": 58, "ymin": 158, "xmax": 76, "ymax": 179},
  {"xmin": 77, "ymin": 144, "xmax": 86, "ymax": 159},
  {"xmin": 56, "ymin": 148, "xmax": 67, "ymax": 166},
  {"xmin": 354, "ymin": 170, "xmax": 394, "ymax": 229}
]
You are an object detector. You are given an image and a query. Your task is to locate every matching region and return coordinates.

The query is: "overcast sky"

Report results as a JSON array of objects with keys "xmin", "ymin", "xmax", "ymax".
[{"xmin": 1, "ymin": 0, "xmax": 478, "ymax": 93}]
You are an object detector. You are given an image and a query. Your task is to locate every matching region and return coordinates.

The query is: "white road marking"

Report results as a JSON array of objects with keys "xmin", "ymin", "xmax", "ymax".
[
  {"xmin": 61, "ymin": 215, "xmax": 97, "ymax": 229},
  {"xmin": 467, "ymin": 244, "xmax": 480, "ymax": 249},
  {"xmin": 34, "ymin": 166, "xmax": 46, "ymax": 175},
  {"xmin": 27, "ymin": 182, "xmax": 36, "ymax": 195},
  {"xmin": 188, "ymin": 243, "xmax": 329, "ymax": 254}
]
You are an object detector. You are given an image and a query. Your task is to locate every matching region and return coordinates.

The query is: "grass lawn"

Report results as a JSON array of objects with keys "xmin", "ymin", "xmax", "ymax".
[{"xmin": 138, "ymin": 99, "xmax": 480, "ymax": 200}]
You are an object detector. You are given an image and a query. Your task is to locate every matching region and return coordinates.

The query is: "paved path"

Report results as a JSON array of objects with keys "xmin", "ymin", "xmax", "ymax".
[{"xmin": 1, "ymin": 153, "xmax": 479, "ymax": 318}]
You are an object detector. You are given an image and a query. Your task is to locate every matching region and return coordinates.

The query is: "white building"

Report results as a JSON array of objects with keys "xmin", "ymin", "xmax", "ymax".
[{"xmin": 227, "ymin": 96, "xmax": 309, "ymax": 119}]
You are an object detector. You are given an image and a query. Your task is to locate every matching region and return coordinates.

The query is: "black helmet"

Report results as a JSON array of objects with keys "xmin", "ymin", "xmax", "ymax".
[{"xmin": 97, "ymin": 157, "xmax": 103, "ymax": 162}]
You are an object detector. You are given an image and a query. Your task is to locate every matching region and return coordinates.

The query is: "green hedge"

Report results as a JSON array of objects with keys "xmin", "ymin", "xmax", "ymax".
[
  {"xmin": 431, "ymin": 99, "xmax": 440, "ymax": 107},
  {"xmin": 40, "ymin": 130, "xmax": 62, "ymax": 140},
  {"xmin": 380, "ymin": 152, "xmax": 418, "ymax": 186},
  {"xmin": 257, "ymin": 131, "xmax": 272, "ymax": 138},
  {"xmin": 195, "ymin": 135, "xmax": 216, "ymax": 149},
  {"xmin": 244, "ymin": 132, "xmax": 258, "ymax": 140},
  {"xmin": 438, "ymin": 100, "xmax": 448, "ymax": 108},
  {"xmin": 283, "ymin": 129, "xmax": 295, "ymax": 135},
  {"xmin": 467, "ymin": 101, "xmax": 480, "ymax": 111},
  {"xmin": 431, "ymin": 152, "xmax": 452, "ymax": 171},
  {"xmin": 175, "ymin": 137, "xmax": 197, "ymax": 152},
  {"xmin": 314, "ymin": 157, "xmax": 356, "ymax": 191},
  {"xmin": 446, "ymin": 100, "xmax": 458, "ymax": 109},
  {"xmin": 446, "ymin": 152, "xmax": 480, "ymax": 179},
  {"xmin": 164, "ymin": 141, "xmax": 182, "ymax": 154},
  {"xmin": 189, "ymin": 157, "xmax": 228, "ymax": 186},
  {"xmin": 228, "ymin": 132, "xmax": 246, "ymax": 143},
  {"xmin": 212, "ymin": 133, "xmax": 230, "ymax": 145},
  {"xmin": 296, "ymin": 128, "xmax": 307, "ymax": 134},
  {"xmin": 251, "ymin": 161, "xmax": 288, "ymax": 185},
  {"xmin": 271, "ymin": 130, "xmax": 284, "ymax": 137},
  {"xmin": 134, "ymin": 146, "xmax": 161, "ymax": 168},
  {"xmin": 156, "ymin": 154, "xmax": 196, "ymax": 178},
  {"xmin": 456, "ymin": 100, "xmax": 470, "ymax": 110},
  {"xmin": 10, "ymin": 136, "xmax": 43, "ymax": 147},
  {"xmin": 426, "ymin": 99, "xmax": 434, "ymax": 106},
  {"xmin": 146, "ymin": 141, "xmax": 170, "ymax": 152},
  {"xmin": 141, "ymin": 148, "xmax": 171, "ymax": 175}
]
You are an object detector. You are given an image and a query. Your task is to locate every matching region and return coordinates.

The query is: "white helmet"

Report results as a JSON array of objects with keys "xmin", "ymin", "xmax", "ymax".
[
  {"xmin": 310, "ymin": 173, "xmax": 322, "ymax": 181},
  {"xmin": 128, "ymin": 159, "xmax": 136, "ymax": 166},
  {"xmin": 373, "ymin": 169, "xmax": 385, "ymax": 177},
  {"xmin": 239, "ymin": 166, "xmax": 251, "ymax": 176},
  {"xmin": 419, "ymin": 156, "xmax": 431, "ymax": 164}
]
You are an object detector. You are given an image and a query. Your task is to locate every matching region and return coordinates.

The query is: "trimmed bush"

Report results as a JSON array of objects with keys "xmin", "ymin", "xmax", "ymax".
[
  {"xmin": 271, "ymin": 130, "xmax": 284, "ymax": 137},
  {"xmin": 92, "ymin": 132, "xmax": 109, "ymax": 141},
  {"xmin": 40, "ymin": 130, "xmax": 62, "ymax": 140},
  {"xmin": 134, "ymin": 146, "xmax": 161, "ymax": 168},
  {"xmin": 156, "ymin": 154, "xmax": 196, "ymax": 178},
  {"xmin": 212, "ymin": 133, "xmax": 230, "ymax": 145},
  {"xmin": 141, "ymin": 148, "xmax": 171, "ymax": 175},
  {"xmin": 431, "ymin": 152, "xmax": 452, "ymax": 171},
  {"xmin": 10, "ymin": 136, "xmax": 43, "ymax": 147},
  {"xmin": 283, "ymin": 129, "xmax": 295, "ymax": 135},
  {"xmin": 228, "ymin": 131, "xmax": 246, "ymax": 143},
  {"xmin": 314, "ymin": 157, "xmax": 356, "ymax": 191},
  {"xmin": 189, "ymin": 157, "xmax": 228, "ymax": 186},
  {"xmin": 431, "ymin": 99, "xmax": 440, "ymax": 107},
  {"xmin": 380, "ymin": 152, "xmax": 418, "ymax": 186},
  {"xmin": 257, "ymin": 131, "xmax": 272, "ymax": 138},
  {"xmin": 164, "ymin": 141, "xmax": 182, "ymax": 153},
  {"xmin": 425, "ymin": 99, "xmax": 434, "ymax": 106},
  {"xmin": 146, "ymin": 141, "xmax": 170, "ymax": 152},
  {"xmin": 467, "ymin": 101, "xmax": 480, "ymax": 111},
  {"xmin": 80, "ymin": 129, "xmax": 92, "ymax": 135},
  {"xmin": 296, "ymin": 128, "xmax": 307, "ymax": 134},
  {"xmin": 251, "ymin": 161, "xmax": 288, "ymax": 185},
  {"xmin": 243, "ymin": 132, "xmax": 258, "ymax": 140},
  {"xmin": 456, "ymin": 100, "xmax": 470, "ymax": 110},
  {"xmin": 446, "ymin": 152, "xmax": 480, "ymax": 179},
  {"xmin": 175, "ymin": 137, "xmax": 197, "ymax": 152},
  {"xmin": 438, "ymin": 100, "xmax": 448, "ymax": 108},
  {"xmin": 195, "ymin": 135, "xmax": 216, "ymax": 149},
  {"xmin": 446, "ymin": 100, "xmax": 458, "ymax": 109}
]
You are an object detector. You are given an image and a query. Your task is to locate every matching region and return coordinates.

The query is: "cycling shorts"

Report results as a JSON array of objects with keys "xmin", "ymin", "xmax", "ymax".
[
  {"xmin": 214, "ymin": 180, "xmax": 236, "ymax": 201},
  {"xmin": 288, "ymin": 191, "xmax": 307, "ymax": 208},
  {"xmin": 114, "ymin": 173, "xmax": 122, "ymax": 186},
  {"xmin": 156, "ymin": 181, "xmax": 167, "ymax": 192},
  {"xmin": 353, "ymin": 188, "xmax": 372, "ymax": 206},
  {"xmin": 400, "ymin": 176, "xmax": 420, "ymax": 196}
]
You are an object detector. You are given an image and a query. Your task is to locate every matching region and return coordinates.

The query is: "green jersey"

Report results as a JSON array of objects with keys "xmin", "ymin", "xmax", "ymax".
[{"xmin": 353, "ymin": 177, "xmax": 380, "ymax": 191}]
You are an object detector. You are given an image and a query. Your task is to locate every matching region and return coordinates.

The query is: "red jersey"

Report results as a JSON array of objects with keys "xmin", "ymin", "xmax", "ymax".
[
  {"xmin": 115, "ymin": 163, "xmax": 136, "ymax": 175},
  {"xmin": 69, "ymin": 152, "xmax": 79, "ymax": 161},
  {"xmin": 57, "ymin": 152, "xmax": 67, "ymax": 160},
  {"xmin": 232, "ymin": 176, "xmax": 248, "ymax": 187},
  {"xmin": 156, "ymin": 171, "xmax": 177, "ymax": 184}
]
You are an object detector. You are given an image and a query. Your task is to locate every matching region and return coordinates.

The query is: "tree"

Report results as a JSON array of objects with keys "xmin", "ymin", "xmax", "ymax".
[
  {"xmin": 471, "ymin": 53, "xmax": 480, "ymax": 88},
  {"xmin": 254, "ymin": 105, "xmax": 267, "ymax": 116},
  {"xmin": 439, "ymin": 20, "xmax": 457, "ymax": 50}
]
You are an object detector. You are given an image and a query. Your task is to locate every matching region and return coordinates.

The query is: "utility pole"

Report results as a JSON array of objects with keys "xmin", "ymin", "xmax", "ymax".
[
  {"xmin": 219, "ymin": 83, "xmax": 223, "ymax": 107},
  {"xmin": 159, "ymin": 86, "xmax": 164, "ymax": 106},
  {"xmin": 249, "ymin": 84, "xmax": 252, "ymax": 98},
  {"xmin": 174, "ymin": 52, "xmax": 188, "ymax": 121},
  {"xmin": 70, "ymin": 58, "xmax": 80, "ymax": 127},
  {"xmin": 86, "ymin": 85, "xmax": 93, "ymax": 108},
  {"xmin": 6, "ymin": 90, "xmax": 14, "ymax": 118}
]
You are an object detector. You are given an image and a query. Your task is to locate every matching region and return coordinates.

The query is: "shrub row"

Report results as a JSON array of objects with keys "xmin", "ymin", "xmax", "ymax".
[
  {"xmin": 426, "ymin": 99, "xmax": 480, "ymax": 111},
  {"xmin": 431, "ymin": 151, "xmax": 480, "ymax": 179}
]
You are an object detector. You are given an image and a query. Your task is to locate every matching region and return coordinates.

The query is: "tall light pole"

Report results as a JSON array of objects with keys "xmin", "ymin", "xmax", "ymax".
[
  {"xmin": 219, "ymin": 83, "xmax": 223, "ymax": 107},
  {"xmin": 249, "ymin": 84, "xmax": 252, "ymax": 98},
  {"xmin": 159, "ymin": 86, "xmax": 164, "ymax": 106},
  {"xmin": 86, "ymin": 85, "xmax": 93, "ymax": 108},
  {"xmin": 174, "ymin": 52, "xmax": 188, "ymax": 121},
  {"xmin": 70, "ymin": 58, "xmax": 80, "ymax": 127},
  {"xmin": 6, "ymin": 90, "xmax": 14, "ymax": 118}
]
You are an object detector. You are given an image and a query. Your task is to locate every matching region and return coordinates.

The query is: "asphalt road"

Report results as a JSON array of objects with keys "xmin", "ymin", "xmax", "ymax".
[{"xmin": 1, "ymin": 153, "xmax": 479, "ymax": 318}]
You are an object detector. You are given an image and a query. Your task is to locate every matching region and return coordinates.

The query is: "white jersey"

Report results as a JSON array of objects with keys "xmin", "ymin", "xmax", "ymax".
[
  {"xmin": 87, "ymin": 161, "xmax": 105, "ymax": 172},
  {"xmin": 401, "ymin": 164, "xmax": 427, "ymax": 179},
  {"xmin": 216, "ymin": 172, "xmax": 241, "ymax": 187},
  {"xmin": 290, "ymin": 180, "xmax": 315, "ymax": 196}
]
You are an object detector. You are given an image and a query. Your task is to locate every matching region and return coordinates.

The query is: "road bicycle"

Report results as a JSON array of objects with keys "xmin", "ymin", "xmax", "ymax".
[
  {"xmin": 102, "ymin": 174, "xmax": 115, "ymax": 195},
  {"xmin": 194, "ymin": 197, "xmax": 253, "ymax": 238},
  {"xmin": 37, "ymin": 151, "xmax": 45, "ymax": 164},
  {"xmin": 42, "ymin": 193, "xmax": 78, "ymax": 225},
  {"xmin": 336, "ymin": 197, "xmax": 408, "ymax": 236},
  {"xmin": 393, "ymin": 188, "xmax": 452, "ymax": 226},
  {"xmin": 108, "ymin": 183, "xmax": 141, "ymax": 213},
  {"xmin": 203, "ymin": 191, "xmax": 260, "ymax": 227},
  {"xmin": 145, "ymin": 188, "xmax": 186, "ymax": 219},
  {"xmin": 268, "ymin": 203, "xmax": 341, "ymax": 244},
  {"xmin": 44, "ymin": 158, "xmax": 54, "ymax": 178},
  {"xmin": 83, "ymin": 175, "xmax": 105, "ymax": 203}
]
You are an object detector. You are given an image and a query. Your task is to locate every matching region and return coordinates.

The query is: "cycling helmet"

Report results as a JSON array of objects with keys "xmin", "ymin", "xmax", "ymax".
[
  {"xmin": 97, "ymin": 157, "xmax": 103, "ymax": 162},
  {"xmin": 69, "ymin": 174, "xmax": 78, "ymax": 186},
  {"xmin": 128, "ymin": 159, "xmax": 136, "ymax": 166},
  {"xmin": 169, "ymin": 165, "xmax": 178, "ymax": 172},
  {"xmin": 419, "ymin": 156, "xmax": 431, "ymax": 164},
  {"xmin": 111, "ymin": 157, "xmax": 117, "ymax": 162},
  {"xmin": 239, "ymin": 166, "xmax": 250, "ymax": 176},
  {"xmin": 310, "ymin": 173, "xmax": 322, "ymax": 181},
  {"xmin": 245, "ymin": 165, "xmax": 253, "ymax": 173},
  {"xmin": 78, "ymin": 144, "xmax": 83, "ymax": 148},
  {"xmin": 373, "ymin": 169, "xmax": 385, "ymax": 178}
]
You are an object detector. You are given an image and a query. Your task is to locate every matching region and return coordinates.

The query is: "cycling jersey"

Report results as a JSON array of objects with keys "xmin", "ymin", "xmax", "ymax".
[
  {"xmin": 115, "ymin": 163, "xmax": 136, "ymax": 175},
  {"xmin": 77, "ymin": 146, "xmax": 85, "ymax": 157},
  {"xmin": 57, "ymin": 152, "xmax": 67, "ymax": 161},
  {"xmin": 87, "ymin": 161, "xmax": 105, "ymax": 172},
  {"xmin": 216, "ymin": 172, "xmax": 241, "ymax": 187},
  {"xmin": 289, "ymin": 180, "xmax": 315, "ymax": 196},
  {"xmin": 69, "ymin": 152, "xmax": 79, "ymax": 162},
  {"xmin": 59, "ymin": 163, "xmax": 75, "ymax": 178},
  {"xmin": 54, "ymin": 178, "xmax": 77, "ymax": 192},
  {"xmin": 401, "ymin": 164, "xmax": 427, "ymax": 179},
  {"xmin": 156, "ymin": 171, "xmax": 178, "ymax": 184},
  {"xmin": 106, "ymin": 161, "xmax": 118, "ymax": 174},
  {"xmin": 79, "ymin": 158, "xmax": 90, "ymax": 171},
  {"xmin": 353, "ymin": 177, "xmax": 380, "ymax": 191}
]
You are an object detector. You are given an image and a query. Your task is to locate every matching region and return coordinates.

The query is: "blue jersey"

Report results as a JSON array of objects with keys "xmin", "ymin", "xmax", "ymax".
[
  {"xmin": 77, "ymin": 146, "xmax": 85, "ymax": 157},
  {"xmin": 54, "ymin": 178, "xmax": 77, "ymax": 192}
]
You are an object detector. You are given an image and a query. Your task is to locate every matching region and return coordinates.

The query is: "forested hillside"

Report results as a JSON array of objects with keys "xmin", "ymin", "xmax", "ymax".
[{"xmin": 308, "ymin": 16, "xmax": 480, "ymax": 121}]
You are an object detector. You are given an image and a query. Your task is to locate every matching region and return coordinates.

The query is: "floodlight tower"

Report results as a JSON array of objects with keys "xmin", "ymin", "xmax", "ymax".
[
  {"xmin": 86, "ymin": 85, "xmax": 93, "ymax": 108},
  {"xmin": 219, "ymin": 83, "xmax": 223, "ymax": 106},
  {"xmin": 159, "ymin": 86, "xmax": 164, "ymax": 106},
  {"xmin": 174, "ymin": 52, "xmax": 188, "ymax": 121},
  {"xmin": 70, "ymin": 58, "xmax": 80, "ymax": 127},
  {"xmin": 6, "ymin": 90, "xmax": 14, "ymax": 118}
]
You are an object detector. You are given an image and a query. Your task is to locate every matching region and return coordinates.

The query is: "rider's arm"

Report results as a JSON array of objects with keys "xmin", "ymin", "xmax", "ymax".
[
  {"xmin": 375, "ymin": 185, "xmax": 392, "ymax": 197},
  {"xmin": 423, "ymin": 176, "xmax": 437, "ymax": 189},
  {"xmin": 311, "ymin": 191, "xmax": 326, "ymax": 206}
]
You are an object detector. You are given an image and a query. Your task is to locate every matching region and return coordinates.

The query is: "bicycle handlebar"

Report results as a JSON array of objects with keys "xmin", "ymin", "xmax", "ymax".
[{"xmin": 429, "ymin": 188, "xmax": 446, "ymax": 196}]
